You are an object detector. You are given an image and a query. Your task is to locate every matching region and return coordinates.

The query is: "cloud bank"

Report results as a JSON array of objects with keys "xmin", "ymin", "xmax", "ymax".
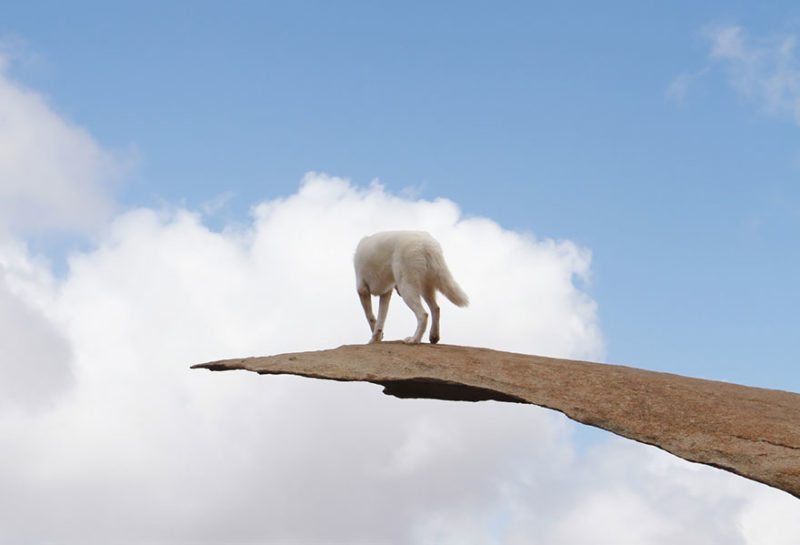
[
  {"xmin": 0, "ymin": 53, "xmax": 119, "ymax": 235},
  {"xmin": 1, "ymin": 176, "xmax": 797, "ymax": 544},
  {"xmin": 0, "ymin": 56, "xmax": 798, "ymax": 544}
]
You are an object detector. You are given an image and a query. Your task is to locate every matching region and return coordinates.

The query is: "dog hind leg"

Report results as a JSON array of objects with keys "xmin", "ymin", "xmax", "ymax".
[
  {"xmin": 358, "ymin": 287, "xmax": 376, "ymax": 340},
  {"xmin": 371, "ymin": 291, "xmax": 392, "ymax": 343},
  {"xmin": 399, "ymin": 284, "xmax": 428, "ymax": 344},
  {"xmin": 423, "ymin": 288, "xmax": 440, "ymax": 344}
]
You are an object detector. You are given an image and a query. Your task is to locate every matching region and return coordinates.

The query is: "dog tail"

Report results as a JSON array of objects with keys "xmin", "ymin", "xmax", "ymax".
[{"xmin": 433, "ymin": 255, "xmax": 469, "ymax": 307}]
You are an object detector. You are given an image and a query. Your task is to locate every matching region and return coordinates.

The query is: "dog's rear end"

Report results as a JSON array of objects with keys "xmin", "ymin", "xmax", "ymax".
[{"xmin": 354, "ymin": 231, "xmax": 468, "ymax": 344}]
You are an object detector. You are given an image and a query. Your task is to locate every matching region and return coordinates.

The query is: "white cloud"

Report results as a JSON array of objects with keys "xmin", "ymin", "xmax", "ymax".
[
  {"xmin": 703, "ymin": 24, "xmax": 800, "ymax": 124},
  {"xmin": 0, "ymin": 53, "xmax": 121, "ymax": 235},
  {"xmin": 0, "ymin": 177, "xmax": 600, "ymax": 543},
  {"xmin": 0, "ymin": 59, "xmax": 797, "ymax": 544},
  {"xmin": 0, "ymin": 51, "xmax": 122, "ymax": 414},
  {"xmin": 0, "ymin": 239, "xmax": 72, "ymax": 409},
  {"xmin": 666, "ymin": 68, "xmax": 708, "ymax": 103},
  {"xmin": 666, "ymin": 72, "xmax": 693, "ymax": 103},
  {"xmin": 1, "ymin": 174, "xmax": 798, "ymax": 544},
  {"xmin": 501, "ymin": 437, "xmax": 758, "ymax": 545}
]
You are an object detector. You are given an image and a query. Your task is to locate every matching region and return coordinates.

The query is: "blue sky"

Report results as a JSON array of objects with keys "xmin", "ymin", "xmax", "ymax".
[
  {"xmin": 2, "ymin": 3, "xmax": 800, "ymax": 542},
  {"xmin": 7, "ymin": 2, "xmax": 798, "ymax": 390}
]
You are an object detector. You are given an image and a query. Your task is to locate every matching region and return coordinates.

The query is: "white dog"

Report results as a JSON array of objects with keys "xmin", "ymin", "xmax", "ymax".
[{"xmin": 354, "ymin": 231, "xmax": 468, "ymax": 344}]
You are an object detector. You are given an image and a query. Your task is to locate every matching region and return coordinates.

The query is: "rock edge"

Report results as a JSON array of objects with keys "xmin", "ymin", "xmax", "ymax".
[{"xmin": 192, "ymin": 342, "xmax": 800, "ymax": 499}]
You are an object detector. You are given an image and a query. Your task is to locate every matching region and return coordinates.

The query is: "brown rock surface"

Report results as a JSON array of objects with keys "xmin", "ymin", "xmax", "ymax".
[{"xmin": 192, "ymin": 342, "xmax": 800, "ymax": 498}]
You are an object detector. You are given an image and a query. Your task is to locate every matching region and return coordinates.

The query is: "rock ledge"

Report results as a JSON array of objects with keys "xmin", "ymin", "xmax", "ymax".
[{"xmin": 192, "ymin": 343, "xmax": 800, "ymax": 498}]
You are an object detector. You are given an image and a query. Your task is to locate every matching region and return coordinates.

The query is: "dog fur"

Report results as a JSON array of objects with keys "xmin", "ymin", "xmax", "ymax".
[{"xmin": 354, "ymin": 231, "xmax": 468, "ymax": 344}]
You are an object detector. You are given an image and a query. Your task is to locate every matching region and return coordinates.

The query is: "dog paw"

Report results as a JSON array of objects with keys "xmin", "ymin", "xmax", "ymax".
[
  {"xmin": 429, "ymin": 335, "xmax": 440, "ymax": 344},
  {"xmin": 403, "ymin": 336, "xmax": 421, "ymax": 344},
  {"xmin": 369, "ymin": 330, "xmax": 384, "ymax": 343}
]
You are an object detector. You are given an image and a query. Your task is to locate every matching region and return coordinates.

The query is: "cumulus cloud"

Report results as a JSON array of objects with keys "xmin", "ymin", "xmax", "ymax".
[
  {"xmin": 693, "ymin": 24, "xmax": 800, "ymax": 124},
  {"xmin": 0, "ymin": 51, "xmax": 122, "ymax": 412},
  {"xmin": 0, "ymin": 53, "xmax": 120, "ymax": 235},
  {"xmin": 0, "ymin": 56, "xmax": 797, "ymax": 544},
  {"xmin": 0, "ymin": 173, "xmax": 797, "ymax": 544},
  {"xmin": 0, "ymin": 174, "xmax": 600, "ymax": 544},
  {"xmin": 0, "ymin": 239, "xmax": 72, "ymax": 409}
]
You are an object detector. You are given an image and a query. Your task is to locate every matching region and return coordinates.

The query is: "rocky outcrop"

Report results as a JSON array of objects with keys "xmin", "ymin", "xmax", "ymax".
[{"xmin": 192, "ymin": 342, "xmax": 800, "ymax": 499}]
